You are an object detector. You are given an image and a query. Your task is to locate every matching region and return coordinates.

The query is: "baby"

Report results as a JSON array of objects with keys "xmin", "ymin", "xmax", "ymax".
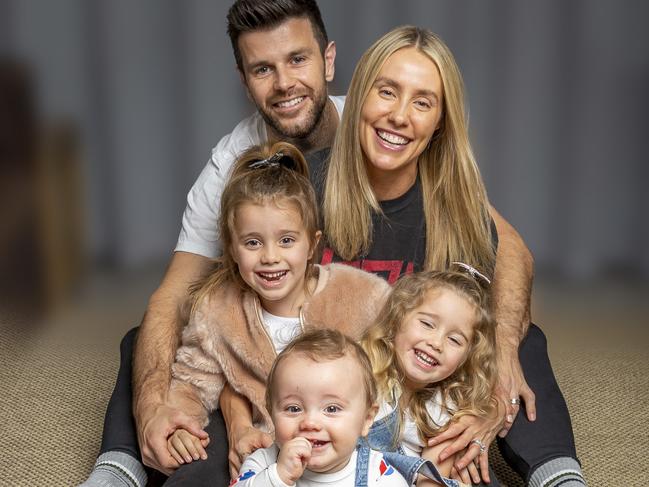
[{"xmin": 230, "ymin": 329, "xmax": 409, "ymax": 486}]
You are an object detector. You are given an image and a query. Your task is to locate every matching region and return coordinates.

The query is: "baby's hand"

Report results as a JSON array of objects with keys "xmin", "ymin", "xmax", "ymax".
[
  {"xmin": 167, "ymin": 428, "xmax": 209, "ymax": 465},
  {"xmin": 276, "ymin": 437, "xmax": 312, "ymax": 485}
]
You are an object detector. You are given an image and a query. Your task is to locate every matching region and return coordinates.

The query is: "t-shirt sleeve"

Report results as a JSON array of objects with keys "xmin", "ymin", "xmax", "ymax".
[
  {"xmin": 369, "ymin": 451, "xmax": 410, "ymax": 486},
  {"xmin": 175, "ymin": 149, "xmax": 228, "ymax": 258},
  {"xmin": 175, "ymin": 115, "xmax": 264, "ymax": 258},
  {"xmin": 232, "ymin": 447, "xmax": 290, "ymax": 487}
]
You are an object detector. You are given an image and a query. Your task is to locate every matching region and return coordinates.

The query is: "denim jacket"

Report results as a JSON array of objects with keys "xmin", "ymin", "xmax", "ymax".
[{"xmin": 366, "ymin": 406, "xmax": 460, "ymax": 487}]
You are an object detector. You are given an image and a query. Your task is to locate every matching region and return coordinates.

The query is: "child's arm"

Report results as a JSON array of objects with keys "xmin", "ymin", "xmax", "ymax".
[
  {"xmin": 221, "ymin": 385, "xmax": 273, "ymax": 478},
  {"xmin": 167, "ymin": 427, "xmax": 209, "ymax": 465},
  {"xmin": 143, "ymin": 313, "xmax": 229, "ymax": 471},
  {"xmin": 417, "ymin": 440, "xmax": 475, "ymax": 487},
  {"xmin": 233, "ymin": 442, "xmax": 310, "ymax": 487}
]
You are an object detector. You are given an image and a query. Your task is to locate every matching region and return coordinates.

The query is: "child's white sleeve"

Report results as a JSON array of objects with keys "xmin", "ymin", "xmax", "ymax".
[{"xmin": 232, "ymin": 447, "xmax": 293, "ymax": 487}]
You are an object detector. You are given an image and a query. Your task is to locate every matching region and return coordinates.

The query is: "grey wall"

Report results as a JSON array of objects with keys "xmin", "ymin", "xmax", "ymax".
[{"xmin": 3, "ymin": 0, "xmax": 648, "ymax": 278}]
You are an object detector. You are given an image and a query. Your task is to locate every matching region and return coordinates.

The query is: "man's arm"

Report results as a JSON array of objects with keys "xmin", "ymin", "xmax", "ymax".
[
  {"xmin": 132, "ymin": 251, "xmax": 214, "ymax": 471},
  {"xmin": 489, "ymin": 206, "xmax": 536, "ymax": 429}
]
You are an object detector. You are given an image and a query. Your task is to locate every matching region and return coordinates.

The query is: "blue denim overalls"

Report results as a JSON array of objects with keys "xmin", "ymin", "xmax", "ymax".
[
  {"xmin": 353, "ymin": 442, "xmax": 371, "ymax": 486},
  {"xmin": 366, "ymin": 406, "xmax": 460, "ymax": 487}
]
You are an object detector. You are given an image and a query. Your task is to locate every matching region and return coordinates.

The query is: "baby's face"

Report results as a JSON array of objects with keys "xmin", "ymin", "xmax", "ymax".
[{"xmin": 270, "ymin": 353, "xmax": 375, "ymax": 474}]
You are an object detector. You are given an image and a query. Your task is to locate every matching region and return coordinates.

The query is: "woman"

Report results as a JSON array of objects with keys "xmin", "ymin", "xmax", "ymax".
[
  {"xmin": 224, "ymin": 26, "xmax": 582, "ymax": 487},
  {"xmin": 323, "ymin": 27, "xmax": 494, "ymax": 278}
]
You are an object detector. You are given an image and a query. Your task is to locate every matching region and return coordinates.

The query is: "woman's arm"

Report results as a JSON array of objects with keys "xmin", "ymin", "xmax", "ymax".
[{"xmin": 489, "ymin": 206, "xmax": 537, "ymax": 432}]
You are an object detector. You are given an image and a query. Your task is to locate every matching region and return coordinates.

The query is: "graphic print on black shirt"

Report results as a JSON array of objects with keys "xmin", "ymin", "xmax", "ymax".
[
  {"xmin": 319, "ymin": 178, "xmax": 426, "ymax": 284},
  {"xmin": 307, "ymin": 147, "xmax": 498, "ymax": 284}
]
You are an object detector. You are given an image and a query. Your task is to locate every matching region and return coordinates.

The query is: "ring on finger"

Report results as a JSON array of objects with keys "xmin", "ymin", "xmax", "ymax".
[
  {"xmin": 470, "ymin": 438, "xmax": 487, "ymax": 454},
  {"xmin": 510, "ymin": 397, "xmax": 521, "ymax": 406}
]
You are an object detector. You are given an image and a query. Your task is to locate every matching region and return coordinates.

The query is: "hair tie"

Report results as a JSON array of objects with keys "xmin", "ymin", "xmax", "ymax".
[
  {"xmin": 451, "ymin": 261, "xmax": 492, "ymax": 285},
  {"xmin": 248, "ymin": 151, "xmax": 295, "ymax": 170}
]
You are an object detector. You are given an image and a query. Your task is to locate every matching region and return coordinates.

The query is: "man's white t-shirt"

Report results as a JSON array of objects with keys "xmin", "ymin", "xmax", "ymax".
[
  {"xmin": 232, "ymin": 444, "xmax": 409, "ymax": 487},
  {"xmin": 175, "ymin": 96, "xmax": 346, "ymax": 258}
]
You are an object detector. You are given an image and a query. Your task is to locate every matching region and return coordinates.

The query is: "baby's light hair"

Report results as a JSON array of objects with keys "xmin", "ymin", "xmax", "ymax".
[
  {"xmin": 266, "ymin": 329, "xmax": 378, "ymax": 413},
  {"xmin": 361, "ymin": 269, "xmax": 497, "ymax": 443},
  {"xmin": 190, "ymin": 141, "xmax": 320, "ymax": 311}
]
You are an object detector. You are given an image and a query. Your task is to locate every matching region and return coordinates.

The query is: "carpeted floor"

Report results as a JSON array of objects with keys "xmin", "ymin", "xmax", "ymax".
[{"xmin": 1, "ymin": 273, "xmax": 648, "ymax": 486}]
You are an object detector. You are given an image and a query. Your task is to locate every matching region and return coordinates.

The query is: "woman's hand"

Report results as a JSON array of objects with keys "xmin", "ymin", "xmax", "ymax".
[
  {"xmin": 450, "ymin": 462, "xmax": 481, "ymax": 485},
  {"xmin": 427, "ymin": 409, "xmax": 506, "ymax": 484},
  {"xmin": 228, "ymin": 424, "xmax": 273, "ymax": 479}
]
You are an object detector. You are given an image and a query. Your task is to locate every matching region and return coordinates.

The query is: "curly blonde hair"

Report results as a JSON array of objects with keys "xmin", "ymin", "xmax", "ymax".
[
  {"xmin": 190, "ymin": 141, "xmax": 320, "ymax": 311},
  {"xmin": 361, "ymin": 270, "xmax": 497, "ymax": 444}
]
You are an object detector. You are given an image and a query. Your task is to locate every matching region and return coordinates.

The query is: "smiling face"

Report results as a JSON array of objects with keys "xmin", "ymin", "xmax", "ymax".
[
  {"xmin": 359, "ymin": 47, "xmax": 443, "ymax": 198},
  {"xmin": 230, "ymin": 200, "xmax": 319, "ymax": 317},
  {"xmin": 271, "ymin": 353, "xmax": 376, "ymax": 474},
  {"xmin": 394, "ymin": 288, "xmax": 477, "ymax": 391},
  {"xmin": 238, "ymin": 17, "xmax": 335, "ymax": 140}
]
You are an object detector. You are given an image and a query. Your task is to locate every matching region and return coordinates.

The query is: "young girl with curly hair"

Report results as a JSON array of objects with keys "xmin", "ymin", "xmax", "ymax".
[{"xmin": 362, "ymin": 268, "xmax": 498, "ymax": 485}]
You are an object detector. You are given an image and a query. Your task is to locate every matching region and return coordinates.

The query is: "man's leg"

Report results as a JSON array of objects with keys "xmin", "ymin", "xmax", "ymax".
[
  {"xmin": 162, "ymin": 409, "xmax": 230, "ymax": 487},
  {"xmin": 79, "ymin": 327, "xmax": 148, "ymax": 487},
  {"xmin": 497, "ymin": 325, "xmax": 586, "ymax": 486}
]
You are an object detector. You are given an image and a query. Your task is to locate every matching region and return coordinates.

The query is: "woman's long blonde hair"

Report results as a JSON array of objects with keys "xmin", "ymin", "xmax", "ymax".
[
  {"xmin": 324, "ymin": 26, "xmax": 495, "ymax": 274},
  {"xmin": 190, "ymin": 141, "xmax": 320, "ymax": 311},
  {"xmin": 361, "ymin": 270, "xmax": 497, "ymax": 443}
]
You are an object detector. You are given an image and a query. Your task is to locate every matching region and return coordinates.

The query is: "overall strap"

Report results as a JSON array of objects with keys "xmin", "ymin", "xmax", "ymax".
[{"xmin": 354, "ymin": 441, "xmax": 371, "ymax": 487}]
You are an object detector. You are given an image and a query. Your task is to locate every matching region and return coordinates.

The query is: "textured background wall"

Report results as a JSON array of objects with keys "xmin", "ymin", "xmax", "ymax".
[{"xmin": 2, "ymin": 0, "xmax": 648, "ymax": 279}]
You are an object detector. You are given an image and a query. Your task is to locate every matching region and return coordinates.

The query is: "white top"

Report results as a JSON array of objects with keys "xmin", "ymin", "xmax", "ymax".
[
  {"xmin": 175, "ymin": 96, "xmax": 346, "ymax": 258},
  {"xmin": 375, "ymin": 390, "xmax": 453, "ymax": 458},
  {"xmin": 232, "ymin": 444, "xmax": 409, "ymax": 487},
  {"xmin": 261, "ymin": 308, "xmax": 302, "ymax": 354}
]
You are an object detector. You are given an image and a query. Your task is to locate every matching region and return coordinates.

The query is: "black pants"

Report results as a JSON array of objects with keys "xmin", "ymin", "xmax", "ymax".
[
  {"xmin": 496, "ymin": 325, "xmax": 578, "ymax": 483},
  {"xmin": 100, "ymin": 324, "xmax": 577, "ymax": 486}
]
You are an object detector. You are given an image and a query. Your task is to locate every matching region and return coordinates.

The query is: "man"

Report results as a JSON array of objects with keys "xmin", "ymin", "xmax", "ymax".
[{"xmin": 81, "ymin": 1, "xmax": 584, "ymax": 487}]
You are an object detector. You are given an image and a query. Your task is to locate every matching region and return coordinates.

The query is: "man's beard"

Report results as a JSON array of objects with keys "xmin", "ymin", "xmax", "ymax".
[{"xmin": 258, "ymin": 85, "xmax": 328, "ymax": 140}]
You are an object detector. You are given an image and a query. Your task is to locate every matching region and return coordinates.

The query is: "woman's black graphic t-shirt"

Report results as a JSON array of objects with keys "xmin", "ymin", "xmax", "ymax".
[{"xmin": 307, "ymin": 148, "xmax": 496, "ymax": 284}]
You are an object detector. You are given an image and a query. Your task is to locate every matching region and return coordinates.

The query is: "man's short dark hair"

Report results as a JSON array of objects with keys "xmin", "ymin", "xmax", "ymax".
[{"xmin": 227, "ymin": 0, "xmax": 328, "ymax": 71}]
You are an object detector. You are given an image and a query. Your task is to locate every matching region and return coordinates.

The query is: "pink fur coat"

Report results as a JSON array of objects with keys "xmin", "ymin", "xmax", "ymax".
[{"xmin": 169, "ymin": 263, "xmax": 391, "ymax": 431}]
